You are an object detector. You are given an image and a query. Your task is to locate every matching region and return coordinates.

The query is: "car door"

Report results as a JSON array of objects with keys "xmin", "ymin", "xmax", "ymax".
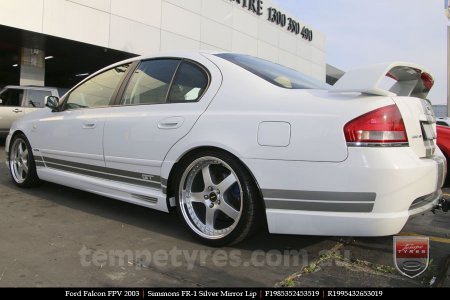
[
  {"xmin": 30, "ymin": 63, "xmax": 131, "ymax": 170},
  {"xmin": 0, "ymin": 88, "xmax": 25, "ymax": 135},
  {"xmin": 103, "ymin": 56, "xmax": 218, "ymax": 191}
]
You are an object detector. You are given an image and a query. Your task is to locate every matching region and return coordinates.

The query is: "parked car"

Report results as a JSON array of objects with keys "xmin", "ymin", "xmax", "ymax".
[
  {"xmin": 0, "ymin": 85, "xmax": 68, "ymax": 137},
  {"xmin": 437, "ymin": 125, "xmax": 450, "ymax": 184},
  {"xmin": 436, "ymin": 117, "xmax": 450, "ymax": 127},
  {"xmin": 5, "ymin": 52, "xmax": 446, "ymax": 245}
]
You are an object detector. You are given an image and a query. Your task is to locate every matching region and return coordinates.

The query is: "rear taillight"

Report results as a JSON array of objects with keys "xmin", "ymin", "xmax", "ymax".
[
  {"xmin": 344, "ymin": 104, "xmax": 408, "ymax": 146},
  {"xmin": 421, "ymin": 72, "xmax": 434, "ymax": 91}
]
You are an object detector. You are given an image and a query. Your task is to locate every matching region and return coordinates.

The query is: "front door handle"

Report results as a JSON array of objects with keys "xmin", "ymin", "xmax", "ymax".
[
  {"xmin": 158, "ymin": 116, "xmax": 184, "ymax": 129},
  {"xmin": 12, "ymin": 109, "xmax": 22, "ymax": 113}
]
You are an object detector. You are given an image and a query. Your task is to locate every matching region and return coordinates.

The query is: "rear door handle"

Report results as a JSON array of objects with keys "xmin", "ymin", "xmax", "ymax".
[
  {"xmin": 12, "ymin": 109, "xmax": 22, "ymax": 113},
  {"xmin": 158, "ymin": 116, "xmax": 184, "ymax": 129},
  {"xmin": 82, "ymin": 122, "xmax": 97, "ymax": 129}
]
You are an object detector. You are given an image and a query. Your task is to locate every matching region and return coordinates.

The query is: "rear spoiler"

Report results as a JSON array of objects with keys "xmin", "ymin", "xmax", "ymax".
[{"xmin": 330, "ymin": 62, "xmax": 434, "ymax": 99}]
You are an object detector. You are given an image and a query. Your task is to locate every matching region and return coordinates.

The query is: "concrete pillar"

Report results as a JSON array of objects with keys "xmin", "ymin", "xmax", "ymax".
[{"xmin": 19, "ymin": 47, "xmax": 45, "ymax": 86}]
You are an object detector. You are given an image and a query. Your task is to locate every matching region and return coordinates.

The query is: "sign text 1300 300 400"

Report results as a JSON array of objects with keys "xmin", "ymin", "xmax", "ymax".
[{"xmin": 267, "ymin": 7, "xmax": 313, "ymax": 41}]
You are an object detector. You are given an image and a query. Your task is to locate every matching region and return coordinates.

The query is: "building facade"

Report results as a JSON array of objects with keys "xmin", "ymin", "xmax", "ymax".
[{"xmin": 0, "ymin": 0, "xmax": 326, "ymax": 87}]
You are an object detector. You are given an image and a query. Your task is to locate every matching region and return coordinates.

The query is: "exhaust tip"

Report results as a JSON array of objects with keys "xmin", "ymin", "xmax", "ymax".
[{"xmin": 434, "ymin": 197, "xmax": 450, "ymax": 213}]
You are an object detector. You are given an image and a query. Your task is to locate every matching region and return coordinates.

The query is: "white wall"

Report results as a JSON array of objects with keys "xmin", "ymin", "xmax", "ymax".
[{"xmin": 0, "ymin": 0, "xmax": 326, "ymax": 80}]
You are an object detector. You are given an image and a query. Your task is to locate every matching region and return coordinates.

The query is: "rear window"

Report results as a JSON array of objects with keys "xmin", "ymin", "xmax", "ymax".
[
  {"xmin": 216, "ymin": 53, "xmax": 330, "ymax": 90},
  {"xmin": 168, "ymin": 61, "xmax": 209, "ymax": 103}
]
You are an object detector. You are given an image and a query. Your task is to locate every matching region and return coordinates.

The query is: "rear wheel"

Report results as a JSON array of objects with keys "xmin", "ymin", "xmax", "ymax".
[
  {"xmin": 9, "ymin": 133, "xmax": 41, "ymax": 188},
  {"xmin": 175, "ymin": 150, "xmax": 262, "ymax": 246}
]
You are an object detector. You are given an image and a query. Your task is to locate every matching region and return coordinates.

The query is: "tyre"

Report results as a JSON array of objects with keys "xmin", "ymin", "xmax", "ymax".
[
  {"xmin": 175, "ymin": 150, "xmax": 262, "ymax": 246},
  {"xmin": 9, "ymin": 133, "xmax": 41, "ymax": 188}
]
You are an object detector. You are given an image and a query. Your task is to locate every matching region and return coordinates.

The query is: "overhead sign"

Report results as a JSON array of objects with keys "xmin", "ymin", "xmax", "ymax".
[{"xmin": 229, "ymin": 0, "xmax": 313, "ymax": 42}]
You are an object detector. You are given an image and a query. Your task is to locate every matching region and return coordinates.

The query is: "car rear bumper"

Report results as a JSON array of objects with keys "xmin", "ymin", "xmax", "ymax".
[{"xmin": 243, "ymin": 147, "xmax": 445, "ymax": 236}]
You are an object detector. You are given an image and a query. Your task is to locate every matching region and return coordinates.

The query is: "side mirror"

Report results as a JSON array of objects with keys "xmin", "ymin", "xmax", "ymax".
[{"xmin": 45, "ymin": 96, "xmax": 60, "ymax": 111}]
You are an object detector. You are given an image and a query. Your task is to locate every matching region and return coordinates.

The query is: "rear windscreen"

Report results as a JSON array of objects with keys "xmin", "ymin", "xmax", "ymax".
[{"xmin": 216, "ymin": 53, "xmax": 330, "ymax": 90}]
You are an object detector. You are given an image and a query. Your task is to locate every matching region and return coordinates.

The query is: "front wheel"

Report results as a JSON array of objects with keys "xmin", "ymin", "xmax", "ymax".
[
  {"xmin": 9, "ymin": 133, "xmax": 41, "ymax": 188},
  {"xmin": 175, "ymin": 150, "xmax": 262, "ymax": 246}
]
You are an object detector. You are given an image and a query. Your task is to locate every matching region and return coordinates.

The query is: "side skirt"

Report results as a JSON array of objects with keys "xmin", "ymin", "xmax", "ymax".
[{"xmin": 36, "ymin": 167, "xmax": 170, "ymax": 213}]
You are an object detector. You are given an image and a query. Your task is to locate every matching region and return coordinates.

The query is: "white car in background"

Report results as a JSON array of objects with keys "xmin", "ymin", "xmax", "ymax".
[
  {"xmin": 0, "ymin": 85, "xmax": 67, "ymax": 137},
  {"xmin": 436, "ymin": 117, "xmax": 450, "ymax": 127},
  {"xmin": 5, "ymin": 52, "xmax": 445, "ymax": 246}
]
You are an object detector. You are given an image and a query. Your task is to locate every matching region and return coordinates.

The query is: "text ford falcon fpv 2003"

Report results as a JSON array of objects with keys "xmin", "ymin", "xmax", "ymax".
[{"xmin": 5, "ymin": 52, "xmax": 446, "ymax": 245}]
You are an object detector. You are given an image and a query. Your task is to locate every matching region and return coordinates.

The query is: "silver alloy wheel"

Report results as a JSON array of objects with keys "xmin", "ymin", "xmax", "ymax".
[
  {"xmin": 179, "ymin": 157, "xmax": 243, "ymax": 240},
  {"xmin": 10, "ymin": 138, "xmax": 30, "ymax": 184}
]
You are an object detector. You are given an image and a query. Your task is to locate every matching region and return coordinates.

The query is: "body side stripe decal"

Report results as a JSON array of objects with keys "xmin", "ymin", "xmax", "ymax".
[
  {"xmin": 41, "ymin": 157, "xmax": 161, "ymax": 190},
  {"xmin": 265, "ymin": 200, "xmax": 374, "ymax": 213},
  {"xmin": 42, "ymin": 156, "xmax": 161, "ymax": 183},
  {"xmin": 262, "ymin": 189, "xmax": 376, "ymax": 202}
]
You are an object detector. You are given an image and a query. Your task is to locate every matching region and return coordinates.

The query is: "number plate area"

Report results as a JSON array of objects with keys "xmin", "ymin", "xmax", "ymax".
[{"xmin": 421, "ymin": 123, "xmax": 436, "ymax": 141}]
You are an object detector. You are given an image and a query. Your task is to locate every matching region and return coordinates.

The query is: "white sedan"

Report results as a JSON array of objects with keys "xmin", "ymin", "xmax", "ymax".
[{"xmin": 5, "ymin": 52, "xmax": 445, "ymax": 246}]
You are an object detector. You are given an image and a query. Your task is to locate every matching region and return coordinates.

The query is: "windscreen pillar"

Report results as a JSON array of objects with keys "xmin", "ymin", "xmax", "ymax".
[{"xmin": 19, "ymin": 47, "xmax": 45, "ymax": 86}]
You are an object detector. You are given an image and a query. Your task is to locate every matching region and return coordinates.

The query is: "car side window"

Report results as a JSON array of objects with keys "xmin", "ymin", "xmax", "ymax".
[
  {"xmin": 0, "ymin": 89, "xmax": 23, "ymax": 107},
  {"xmin": 121, "ymin": 59, "xmax": 180, "ymax": 106},
  {"xmin": 27, "ymin": 90, "xmax": 52, "ymax": 108},
  {"xmin": 65, "ymin": 64, "xmax": 130, "ymax": 110},
  {"xmin": 168, "ymin": 61, "xmax": 209, "ymax": 102},
  {"xmin": 437, "ymin": 121, "xmax": 448, "ymax": 127}
]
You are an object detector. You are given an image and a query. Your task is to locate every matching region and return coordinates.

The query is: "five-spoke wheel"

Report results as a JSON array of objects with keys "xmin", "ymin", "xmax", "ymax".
[
  {"xmin": 10, "ymin": 138, "xmax": 30, "ymax": 184},
  {"xmin": 9, "ymin": 133, "xmax": 40, "ymax": 187},
  {"xmin": 176, "ymin": 151, "xmax": 261, "ymax": 246}
]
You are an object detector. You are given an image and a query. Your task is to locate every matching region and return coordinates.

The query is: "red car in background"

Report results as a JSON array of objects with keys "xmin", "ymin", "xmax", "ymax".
[
  {"xmin": 437, "ymin": 125, "xmax": 450, "ymax": 185},
  {"xmin": 435, "ymin": 126, "xmax": 450, "ymax": 211}
]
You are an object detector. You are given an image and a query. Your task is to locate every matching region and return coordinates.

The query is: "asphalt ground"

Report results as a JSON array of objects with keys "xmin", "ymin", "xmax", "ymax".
[{"xmin": 0, "ymin": 139, "xmax": 449, "ymax": 287}]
